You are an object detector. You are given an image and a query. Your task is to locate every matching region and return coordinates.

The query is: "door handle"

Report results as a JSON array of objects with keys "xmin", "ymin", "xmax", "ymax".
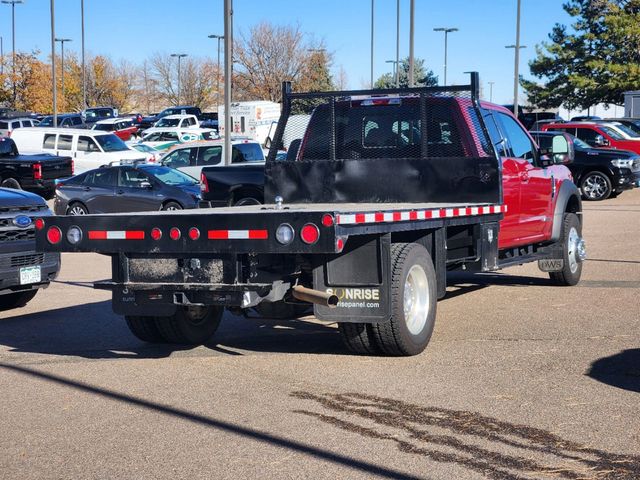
[
  {"xmin": 116, "ymin": 189, "xmax": 125, "ymax": 195},
  {"xmin": 83, "ymin": 186, "xmax": 91, "ymax": 191}
]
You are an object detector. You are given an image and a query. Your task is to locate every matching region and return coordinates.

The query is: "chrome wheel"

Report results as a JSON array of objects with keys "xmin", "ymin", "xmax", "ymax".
[
  {"xmin": 582, "ymin": 173, "xmax": 610, "ymax": 200},
  {"xmin": 567, "ymin": 227, "xmax": 582, "ymax": 274},
  {"xmin": 403, "ymin": 264, "xmax": 430, "ymax": 335},
  {"xmin": 165, "ymin": 205, "xmax": 180, "ymax": 211}
]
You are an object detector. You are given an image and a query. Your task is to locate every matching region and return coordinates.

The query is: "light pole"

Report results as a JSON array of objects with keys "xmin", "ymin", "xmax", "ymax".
[
  {"xmin": 385, "ymin": 60, "xmax": 399, "ymax": 85},
  {"xmin": 488, "ymin": 81, "xmax": 495, "ymax": 102},
  {"xmin": 81, "ymin": 0, "xmax": 86, "ymax": 109},
  {"xmin": 2, "ymin": 0, "xmax": 24, "ymax": 108},
  {"xmin": 433, "ymin": 27, "xmax": 458, "ymax": 86},
  {"xmin": 208, "ymin": 34, "xmax": 223, "ymax": 107},
  {"xmin": 223, "ymin": 0, "xmax": 232, "ymax": 164},
  {"xmin": 55, "ymin": 37, "xmax": 72, "ymax": 109},
  {"xmin": 395, "ymin": 0, "xmax": 400, "ymax": 87},
  {"xmin": 408, "ymin": 0, "xmax": 415, "ymax": 87},
  {"xmin": 0, "ymin": 36, "xmax": 3, "ymax": 75},
  {"xmin": 506, "ymin": 44, "xmax": 526, "ymax": 114},
  {"xmin": 507, "ymin": 0, "xmax": 523, "ymax": 115},
  {"xmin": 170, "ymin": 53, "xmax": 188, "ymax": 105},
  {"xmin": 370, "ymin": 0, "xmax": 374, "ymax": 87},
  {"xmin": 49, "ymin": 0, "xmax": 56, "ymax": 126}
]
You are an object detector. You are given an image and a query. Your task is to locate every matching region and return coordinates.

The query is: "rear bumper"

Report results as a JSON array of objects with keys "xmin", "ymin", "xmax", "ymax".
[{"xmin": 0, "ymin": 251, "xmax": 60, "ymax": 294}]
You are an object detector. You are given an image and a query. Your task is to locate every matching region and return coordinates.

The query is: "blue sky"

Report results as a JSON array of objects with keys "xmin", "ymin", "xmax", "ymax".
[{"xmin": 0, "ymin": 0, "xmax": 573, "ymax": 105}]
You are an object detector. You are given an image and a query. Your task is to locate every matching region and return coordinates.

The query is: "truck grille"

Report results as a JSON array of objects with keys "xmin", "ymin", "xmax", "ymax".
[
  {"xmin": 633, "ymin": 159, "xmax": 640, "ymax": 172},
  {"xmin": 0, "ymin": 205, "xmax": 47, "ymax": 215},
  {"xmin": 0, "ymin": 253, "xmax": 44, "ymax": 269},
  {"xmin": 0, "ymin": 228, "xmax": 35, "ymax": 242}
]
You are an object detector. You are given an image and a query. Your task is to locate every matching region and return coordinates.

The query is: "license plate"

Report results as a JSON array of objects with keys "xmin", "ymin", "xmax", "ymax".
[
  {"xmin": 20, "ymin": 266, "xmax": 41, "ymax": 285},
  {"xmin": 538, "ymin": 259, "xmax": 564, "ymax": 272}
]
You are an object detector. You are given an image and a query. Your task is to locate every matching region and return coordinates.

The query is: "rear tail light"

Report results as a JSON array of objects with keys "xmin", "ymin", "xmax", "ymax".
[
  {"xmin": 336, "ymin": 237, "xmax": 345, "ymax": 252},
  {"xmin": 32, "ymin": 163, "xmax": 42, "ymax": 180},
  {"xmin": 188, "ymin": 227, "xmax": 200, "ymax": 240},
  {"xmin": 46, "ymin": 226, "xmax": 62, "ymax": 244},
  {"xmin": 34, "ymin": 218, "xmax": 45, "ymax": 230},
  {"xmin": 300, "ymin": 223, "xmax": 320, "ymax": 244},
  {"xmin": 321, "ymin": 214, "xmax": 334, "ymax": 227},
  {"xmin": 200, "ymin": 172, "xmax": 209, "ymax": 193},
  {"xmin": 151, "ymin": 228, "xmax": 162, "ymax": 240},
  {"xmin": 169, "ymin": 227, "xmax": 181, "ymax": 240}
]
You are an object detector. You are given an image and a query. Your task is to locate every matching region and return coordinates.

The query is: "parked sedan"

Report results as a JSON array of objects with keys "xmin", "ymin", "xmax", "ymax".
[
  {"xmin": 92, "ymin": 118, "xmax": 139, "ymax": 141},
  {"xmin": 54, "ymin": 164, "xmax": 201, "ymax": 215}
]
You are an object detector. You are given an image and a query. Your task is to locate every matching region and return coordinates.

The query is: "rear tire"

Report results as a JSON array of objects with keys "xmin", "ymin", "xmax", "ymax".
[
  {"xmin": 549, "ymin": 213, "xmax": 584, "ymax": 286},
  {"xmin": 161, "ymin": 201, "xmax": 182, "ymax": 211},
  {"xmin": 124, "ymin": 315, "xmax": 165, "ymax": 343},
  {"xmin": 1, "ymin": 177, "xmax": 21, "ymax": 190},
  {"xmin": 338, "ymin": 323, "xmax": 380, "ymax": 355},
  {"xmin": 67, "ymin": 202, "xmax": 88, "ymax": 215},
  {"xmin": 0, "ymin": 290, "xmax": 37, "ymax": 311},
  {"xmin": 371, "ymin": 243, "xmax": 437, "ymax": 356},
  {"xmin": 155, "ymin": 306, "xmax": 223, "ymax": 344}
]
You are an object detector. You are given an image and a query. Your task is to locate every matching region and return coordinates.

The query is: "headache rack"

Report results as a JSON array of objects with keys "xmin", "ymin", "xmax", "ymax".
[{"xmin": 264, "ymin": 72, "xmax": 502, "ymax": 207}]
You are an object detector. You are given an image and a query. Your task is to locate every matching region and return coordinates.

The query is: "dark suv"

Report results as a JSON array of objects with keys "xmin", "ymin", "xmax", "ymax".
[
  {"xmin": 532, "ymin": 131, "xmax": 640, "ymax": 200},
  {"xmin": 37, "ymin": 114, "xmax": 87, "ymax": 129},
  {"xmin": 0, "ymin": 188, "xmax": 60, "ymax": 310}
]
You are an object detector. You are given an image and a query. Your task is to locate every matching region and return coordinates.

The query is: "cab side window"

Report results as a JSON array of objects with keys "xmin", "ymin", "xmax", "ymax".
[
  {"xmin": 163, "ymin": 148, "xmax": 193, "ymax": 168},
  {"xmin": 58, "ymin": 135, "xmax": 73, "ymax": 150},
  {"xmin": 482, "ymin": 110, "xmax": 508, "ymax": 157},
  {"xmin": 199, "ymin": 146, "xmax": 222, "ymax": 166},
  {"xmin": 92, "ymin": 169, "xmax": 117, "ymax": 187},
  {"xmin": 43, "ymin": 134, "xmax": 57, "ymax": 149},
  {"xmin": 496, "ymin": 112, "xmax": 536, "ymax": 163},
  {"xmin": 574, "ymin": 127, "xmax": 601, "ymax": 147},
  {"xmin": 78, "ymin": 136, "xmax": 99, "ymax": 152}
]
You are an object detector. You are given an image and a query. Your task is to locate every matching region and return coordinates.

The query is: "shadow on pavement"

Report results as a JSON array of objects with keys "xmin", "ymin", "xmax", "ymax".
[
  {"xmin": 0, "ymin": 363, "xmax": 421, "ymax": 480},
  {"xmin": 0, "ymin": 301, "xmax": 347, "ymax": 359},
  {"xmin": 293, "ymin": 391, "xmax": 640, "ymax": 480},
  {"xmin": 587, "ymin": 349, "xmax": 640, "ymax": 393}
]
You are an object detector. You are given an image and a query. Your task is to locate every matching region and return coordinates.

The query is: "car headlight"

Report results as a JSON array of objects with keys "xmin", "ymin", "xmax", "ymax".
[{"xmin": 611, "ymin": 158, "xmax": 635, "ymax": 169}]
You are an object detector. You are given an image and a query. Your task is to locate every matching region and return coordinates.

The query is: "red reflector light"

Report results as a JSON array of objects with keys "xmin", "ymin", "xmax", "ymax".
[
  {"xmin": 151, "ymin": 228, "xmax": 162, "ymax": 240},
  {"xmin": 32, "ymin": 163, "xmax": 42, "ymax": 180},
  {"xmin": 46, "ymin": 226, "xmax": 62, "ymax": 244},
  {"xmin": 34, "ymin": 218, "xmax": 45, "ymax": 230},
  {"xmin": 188, "ymin": 227, "xmax": 200, "ymax": 240},
  {"xmin": 321, "ymin": 214, "xmax": 334, "ymax": 227},
  {"xmin": 336, "ymin": 237, "xmax": 345, "ymax": 252},
  {"xmin": 300, "ymin": 223, "xmax": 320, "ymax": 244},
  {"xmin": 71, "ymin": 159, "xmax": 74, "ymax": 175},
  {"xmin": 169, "ymin": 227, "xmax": 181, "ymax": 240}
]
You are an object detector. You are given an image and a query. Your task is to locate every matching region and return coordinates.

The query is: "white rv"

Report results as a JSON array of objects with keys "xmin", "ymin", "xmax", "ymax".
[{"xmin": 218, "ymin": 101, "xmax": 281, "ymax": 145}]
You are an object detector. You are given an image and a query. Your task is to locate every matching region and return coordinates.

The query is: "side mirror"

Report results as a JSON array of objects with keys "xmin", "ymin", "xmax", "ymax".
[
  {"xmin": 593, "ymin": 134, "xmax": 609, "ymax": 147},
  {"xmin": 551, "ymin": 134, "xmax": 574, "ymax": 165},
  {"xmin": 264, "ymin": 137, "xmax": 272, "ymax": 149},
  {"xmin": 139, "ymin": 181, "xmax": 152, "ymax": 189}
]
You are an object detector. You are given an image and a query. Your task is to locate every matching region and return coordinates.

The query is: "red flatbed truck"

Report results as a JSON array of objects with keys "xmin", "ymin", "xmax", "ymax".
[{"xmin": 35, "ymin": 73, "xmax": 586, "ymax": 356}]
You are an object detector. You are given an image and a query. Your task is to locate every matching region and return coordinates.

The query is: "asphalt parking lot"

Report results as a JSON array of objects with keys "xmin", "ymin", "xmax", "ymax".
[{"xmin": 1, "ymin": 191, "xmax": 639, "ymax": 480}]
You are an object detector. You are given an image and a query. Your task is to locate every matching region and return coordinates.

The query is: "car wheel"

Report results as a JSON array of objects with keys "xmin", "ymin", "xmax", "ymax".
[
  {"xmin": 0, "ymin": 290, "xmax": 38, "ymax": 311},
  {"xmin": 162, "ymin": 201, "xmax": 182, "ymax": 211},
  {"xmin": 580, "ymin": 171, "xmax": 612, "ymax": 201},
  {"xmin": 1, "ymin": 177, "xmax": 21, "ymax": 190},
  {"xmin": 67, "ymin": 202, "xmax": 88, "ymax": 215},
  {"xmin": 233, "ymin": 197, "xmax": 262, "ymax": 206}
]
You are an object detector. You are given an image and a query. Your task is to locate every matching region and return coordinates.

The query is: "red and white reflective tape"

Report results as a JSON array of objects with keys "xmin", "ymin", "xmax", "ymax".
[
  {"xmin": 88, "ymin": 230, "xmax": 145, "ymax": 240},
  {"xmin": 208, "ymin": 229, "xmax": 269, "ymax": 240},
  {"xmin": 336, "ymin": 205, "xmax": 507, "ymax": 226}
]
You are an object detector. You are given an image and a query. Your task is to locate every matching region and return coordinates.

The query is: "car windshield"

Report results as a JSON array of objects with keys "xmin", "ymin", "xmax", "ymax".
[
  {"xmin": 600, "ymin": 125, "xmax": 625, "ymax": 140},
  {"xmin": 94, "ymin": 134, "xmax": 129, "ymax": 152},
  {"xmin": 93, "ymin": 123, "xmax": 114, "ymax": 131},
  {"xmin": 141, "ymin": 166, "xmax": 197, "ymax": 186},
  {"xmin": 156, "ymin": 118, "xmax": 180, "ymax": 127},
  {"xmin": 610, "ymin": 123, "xmax": 640, "ymax": 138}
]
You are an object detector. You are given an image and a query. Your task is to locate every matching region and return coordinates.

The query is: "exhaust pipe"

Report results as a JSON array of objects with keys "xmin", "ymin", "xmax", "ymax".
[{"xmin": 292, "ymin": 285, "xmax": 339, "ymax": 308}]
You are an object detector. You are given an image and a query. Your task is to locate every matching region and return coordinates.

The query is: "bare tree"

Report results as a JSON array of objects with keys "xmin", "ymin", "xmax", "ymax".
[
  {"xmin": 234, "ymin": 22, "xmax": 331, "ymax": 101},
  {"xmin": 335, "ymin": 65, "xmax": 349, "ymax": 90}
]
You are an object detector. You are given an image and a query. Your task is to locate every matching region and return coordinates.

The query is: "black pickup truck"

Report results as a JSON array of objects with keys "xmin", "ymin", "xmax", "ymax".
[
  {"xmin": 0, "ymin": 187, "xmax": 60, "ymax": 310},
  {"xmin": 200, "ymin": 163, "xmax": 265, "ymax": 207},
  {"xmin": 0, "ymin": 137, "xmax": 74, "ymax": 199}
]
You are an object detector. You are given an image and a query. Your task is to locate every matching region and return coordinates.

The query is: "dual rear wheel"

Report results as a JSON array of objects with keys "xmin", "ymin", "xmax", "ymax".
[
  {"xmin": 125, "ymin": 305, "xmax": 223, "ymax": 345},
  {"xmin": 338, "ymin": 243, "xmax": 437, "ymax": 357}
]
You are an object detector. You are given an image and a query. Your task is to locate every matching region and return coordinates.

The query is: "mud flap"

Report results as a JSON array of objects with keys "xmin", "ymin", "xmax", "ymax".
[{"xmin": 313, "ymin": 234, "xmax": 390, "ymax": 323}]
